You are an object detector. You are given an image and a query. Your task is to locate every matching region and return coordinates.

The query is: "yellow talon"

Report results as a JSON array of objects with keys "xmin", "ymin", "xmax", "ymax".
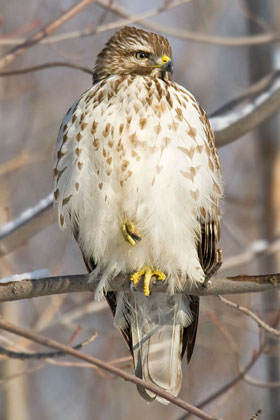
[
  {"xmin": 130, "ymin": 267, "xmax": 166, "ymax": 296},
  {"xmin": 121, "ymin": 221, "xmax": 142, "ymax": 246}
]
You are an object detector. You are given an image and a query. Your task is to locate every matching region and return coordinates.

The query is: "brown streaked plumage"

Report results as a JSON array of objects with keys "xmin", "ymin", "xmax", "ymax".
[
  {"xmin": 93, "ymin": 27, "xmax": 172, "ymax": 83},
  {"xmin": 54, "ymin": 26, "xmax": 222, "ymax": 404}
]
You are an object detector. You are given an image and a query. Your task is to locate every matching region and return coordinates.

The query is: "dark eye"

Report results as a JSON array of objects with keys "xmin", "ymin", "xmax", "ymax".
[{"xmin": 135, "ymin": 51, "xmax": 149, "ymax": 60}]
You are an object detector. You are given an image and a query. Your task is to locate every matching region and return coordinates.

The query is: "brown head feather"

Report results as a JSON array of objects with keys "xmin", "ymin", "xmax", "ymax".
[{"xmin": 93, "ymin": 26, "xmax": 172, "ymax": 83}]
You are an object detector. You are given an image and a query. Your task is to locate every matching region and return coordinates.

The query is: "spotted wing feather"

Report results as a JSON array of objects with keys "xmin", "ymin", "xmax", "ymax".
[{"xmin": 53, "ymin": 88, "xmax": 94, "ymax": 230}]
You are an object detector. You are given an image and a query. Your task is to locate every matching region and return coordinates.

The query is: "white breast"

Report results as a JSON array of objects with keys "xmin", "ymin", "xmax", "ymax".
[{"xmin": 54, "ymin": 75, "xmax": 222, "ymax": 293}]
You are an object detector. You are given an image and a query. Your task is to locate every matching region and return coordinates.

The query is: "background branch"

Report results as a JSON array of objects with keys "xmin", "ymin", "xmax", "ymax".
[
  {"xmin": 177, "ymin": 310, "xmax": 280, "ymax": 420},
  {"xmin": 0, "ymin": 62, "xmax": 93, "ymax": 77},
  {"xmin": 3, "ymin": 0, "xmax": 279, "ymax": 48},
  {"xmin": 0, "ymin": 317, "xmax": 220, "ymax": 420},
  {"xmin": 218, "ymin": 296, "xmax": 280, "ymax": 338},
  {"xmin": 0, "ymin": 332, "xmax": 97, "ymax": 360},
  {"xmin": 0, "ymin": 193, "xmax": 54, "ymax": 258},
  {"xmin": 0, "ymin": 0, "xmax": 97, "ymax": 69},
  {"xmin": 211, "ymin": 70, "xmax": 280, "ymax": 147},
  {"xmin": 97, "ymin": 0, "xmax": 280, "ymax": 47},
  {"xmin": 0, "ymin": 1, "xmax": 191, "ymax": 50}
]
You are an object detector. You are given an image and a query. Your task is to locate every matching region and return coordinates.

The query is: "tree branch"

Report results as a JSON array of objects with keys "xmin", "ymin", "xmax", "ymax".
[
  {"xmin": 218, "ymin": 296, "xmax": 280, "ymax": 338},
  {"xmin": 0, "ymin": 317, "xmax": 221, "ymax": 420},
  {"xmin": 1, "ymin": 0, "xmax": 280, "ymax": 48},
  {"xmin": 242, "ymin": 375, "xmax": 280, "ymax": 389},
  {"xmin": 211, "ymin": 70, "xmax": 280, "ymax": 147},
  {"xmin": 0, "ymin": 62, "xmax": 93, "ymax": 77},
  {"xmin": 0, "ymin": 0, "xmax": 97, "ymax": 69},
  {"xmin": 0, "ymin": 272, "xmax": 279, "ymax": 303},
  {"xmin": 177, "ymin": 310, "xmax": 280, "ymax": 420},
  {"xmin": 221, "ymin": 237, "xmax": 280, "ymax": 270},
  {"xmin": 0, "ymin": 193, "xmax": 54, "ymax": 257},
  {"xmin": 97, "ymin": 0, "xmax": 280, "ymax": 47},
  {"xmin": 0, "ymin": 332, "xmax": 97, "ymax": 360},
  {"xmin": 0, "ymin": 0, "xmax": 191, "ymax": 49}
]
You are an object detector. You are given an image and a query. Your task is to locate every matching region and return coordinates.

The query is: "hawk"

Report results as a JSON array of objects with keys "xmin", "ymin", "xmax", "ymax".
[{"xmin": 54, "ymin": 26, "xmax": 222, "ymax": 403}]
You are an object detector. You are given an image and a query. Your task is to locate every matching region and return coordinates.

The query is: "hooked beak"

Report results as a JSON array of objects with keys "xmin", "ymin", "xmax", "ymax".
[
  {"xmin": 154, "ymin": 55, "xmax": 174, "ymax": 75},
  {"xmin": 161, "ymin": 59, "xmax": 174, "ymax": 75}
]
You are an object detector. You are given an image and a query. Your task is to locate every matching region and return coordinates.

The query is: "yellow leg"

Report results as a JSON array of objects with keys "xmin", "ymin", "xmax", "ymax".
[
  {"xmin": 121, "ymin": 221, "xmax": 142, "ymax": 246},
  {"xmin": 130, "ymin": 267, "xmax": 166, "ymax": 296}
]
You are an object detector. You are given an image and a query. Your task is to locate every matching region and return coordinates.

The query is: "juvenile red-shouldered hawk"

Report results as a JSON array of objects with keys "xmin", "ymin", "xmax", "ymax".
[{"xmin": 54, "ymin": 26, "xmax": 222, "ymax": 403}]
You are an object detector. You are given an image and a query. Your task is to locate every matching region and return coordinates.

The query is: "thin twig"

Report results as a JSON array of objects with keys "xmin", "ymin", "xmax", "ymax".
[
  {"xmin": 177, "ymin": 344, "xmax": 264, "ymax": 420},
  {"xmin": 2, "ymin": 0, "xmax": 279, "ymax": 48},
  {"xmin": 221, "ymin": 237, "xmax": 280, "ymax": 270},
  {"xmin": 96, "ymin": 0, "xmax": 280, "ymax": 47},
  {"xmin": 0, "ymin": 332, "xmax": 97, "ymax": 360},
  {"xmin": 0, "ymin": 0, "xmax": 191, "ymax": 48},
  {"xmin": 208, "ymin": 309, "xmax": 280, "ymax": 387},
  {"xmin": 177, "ymin": 310, "xmax": 280, "ymax": 420},
  {"xmin": 0, "ymin": 193, "xmax": 54, "ymax": 258},
  {"xmin": 46, "ymin": 355, "xmax": 132, "ymax": 377},
  {"xmin": 0, "ymin": 272, "xmax": 279, "ymax": 303},
  {"xmin": 242, "ymin": 374, "xmax": 280, "ymax": 388},
  {"xmin": 218, "ymin": 296, "xmax": 280, "ymax": 338},
  {"xmin": 0, "ymin": 317, "xmax": 221, "ymax": 420},
  {"xmin": 0, "ymin": 62, "xmax": 93, "ymax": 77},
  {"xmin": 38, "ymin": 300, "xmax": 107, "ymax": 331},
  {"xmin": 3, "ymin": 0, "xmax": 274, "ymax": 48},
  {"xmin": 0, "ymin": 0, "xmax": 97, "ymax": 69}
]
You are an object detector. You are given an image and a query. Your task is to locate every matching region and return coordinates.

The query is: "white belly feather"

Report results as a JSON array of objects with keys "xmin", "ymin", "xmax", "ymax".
[{"xmin": 54, "ymin": 75, "xmax": 222, "ymax": 293}]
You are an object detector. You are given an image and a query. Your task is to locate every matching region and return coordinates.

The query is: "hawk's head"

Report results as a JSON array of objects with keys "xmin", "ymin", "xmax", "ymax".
[{"xmin": 93, "ymin": 27, "xmax": 173, "ymax": 83}]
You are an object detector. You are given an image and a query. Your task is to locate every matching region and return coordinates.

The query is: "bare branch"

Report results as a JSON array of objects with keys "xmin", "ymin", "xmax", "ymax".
[
  {"xmin": 221, "ymin": 237, "xmax": 280, "ymax": 270},
  {"xmin": 41, "ymin": 300, "xmax": 107, "ymax": 331},
  {"xmin": 208, "ymin": 310, "xmax": 280, "ymax": 392},
  {"xmin": 211, "ymin": 70, "xmax": 280, "ymax": 147},
  {"xmin": 0, "ymin": 0, "xmax": 97, "ymax": 69},
  {"xmin": 218, "ymin": 296, "xmax": 280, "ymax": 338},
  {"xmin": 0, "ymin": 317, "xmax": 221, "ymax": 420},
  {"xmin": 177, "ymin": 309, "xmax": 280, "ymax": 420},
  {"xmin": 1, "ymin": 0, "xmax": 280, "ymax": 49},
  {"xmin": 0, "ymin": 332, "xmax": 97, "ymax": 360},
  {"xmin": 0, "ymin": 0, "xmax": 192, "ymax": 48},
  {"xmin": 242, "ymin": 375, "xmax": 280, "ymax": 388},
  {"xmin": 177, "ymin": 344, "xmax": 264, "ymax": 420},
  {"xmin": 45, "ymin": 354, "xmax": 132, "ymax": 371},
  {"xmin": 0, "ymin": 193, "xmax": 55, "ymax": 257},
  {"xmin": 0, "ymin": 62, "xmax": 93, "ymax": 77},
  {"xmin": 0, "ymin": 272, "xmax": 279, "ymax": 303},
  {"xmin": 97, "ymin": 0, "xmax": 280, "ymax": 47}
]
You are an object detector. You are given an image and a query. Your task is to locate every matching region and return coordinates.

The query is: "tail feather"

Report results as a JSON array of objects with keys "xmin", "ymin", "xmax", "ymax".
[
  {"xmin": 111, "ymin": 292, "xmax": 196, "ymax": 403},
  {"xmin": 133, "ymin": 323, "xmax": 183, "ymax": 403}
]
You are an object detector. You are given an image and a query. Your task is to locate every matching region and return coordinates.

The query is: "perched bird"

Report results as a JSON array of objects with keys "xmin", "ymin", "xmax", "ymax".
[{"xmin": 54, "ymin": 26, "xmax": 223, "ymax": 403}]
